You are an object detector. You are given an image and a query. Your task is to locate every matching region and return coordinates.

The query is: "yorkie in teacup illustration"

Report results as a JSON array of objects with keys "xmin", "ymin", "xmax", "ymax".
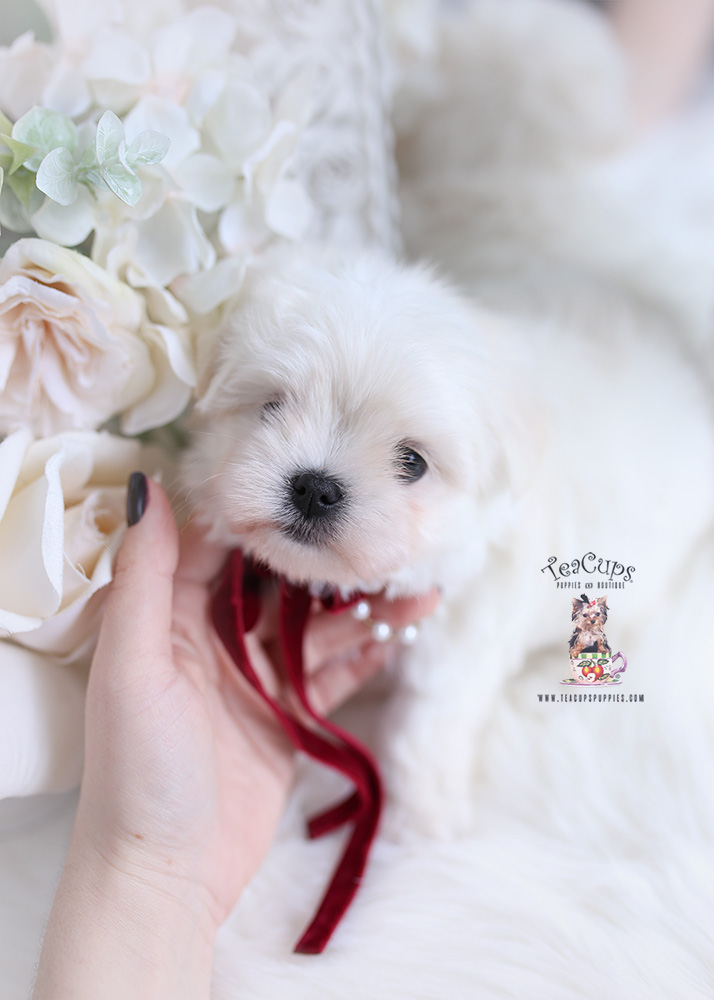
[{"xmin": 563, "ymin": 594, "xmax": 627, "ymax": 685}]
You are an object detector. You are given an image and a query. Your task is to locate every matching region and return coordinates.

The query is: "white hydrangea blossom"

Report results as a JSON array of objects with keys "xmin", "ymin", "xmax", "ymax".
[
  {"xmin": 0, "ymin": 0, "xmax": 317, "ymax": 323},
  {"xmin": 0, "ymin": 0, "xmax": 401, "ymax": 801}
]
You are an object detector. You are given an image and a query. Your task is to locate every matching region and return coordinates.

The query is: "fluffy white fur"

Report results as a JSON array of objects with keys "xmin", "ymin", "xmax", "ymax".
[
  {"xmin": 183, "ymin": 238, "xmax": 714, "ymax": 837},
  {"xmin": 182, "ymin": 4, "xmax": 714, "ymax": 840},
  {"xmin": 185, "ymin": 250, "xmax": 519, "ymax": 597}
]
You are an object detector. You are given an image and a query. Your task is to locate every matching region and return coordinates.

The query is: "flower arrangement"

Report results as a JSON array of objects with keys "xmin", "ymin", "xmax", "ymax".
[{"xmin": 0, "ymin": 0, "xmax": 321, "ymax": 778}]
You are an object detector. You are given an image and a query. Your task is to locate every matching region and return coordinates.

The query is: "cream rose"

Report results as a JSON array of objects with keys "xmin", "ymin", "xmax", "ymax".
[
  {"xmin": 0, "ymin": 239, "xmax": 195, "ymax": 436},
  {"xmin": 0, "ymin": 427, "xmax": 166, "ymax": 661},
  {"xmin": 0, "ymin": 642, "xmax": 86, "ymax": 799}
]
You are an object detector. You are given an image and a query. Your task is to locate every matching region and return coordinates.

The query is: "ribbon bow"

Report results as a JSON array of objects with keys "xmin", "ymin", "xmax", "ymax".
[{"xmin": 211, "ymin": 550, "xmax": 383, "ymax": 954}]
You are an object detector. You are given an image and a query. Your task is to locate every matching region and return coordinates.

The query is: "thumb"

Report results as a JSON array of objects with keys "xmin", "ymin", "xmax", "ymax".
[{"xmin": 92, "ymin": 474, "xmax": 179, "ymax": 685}]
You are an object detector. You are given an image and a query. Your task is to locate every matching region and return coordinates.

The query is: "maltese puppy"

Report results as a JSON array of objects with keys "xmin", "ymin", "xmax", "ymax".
[
  {"xmin": 182, "ymin": 245, "xmax": 531, "ymax": 835},
  {"xmin": 182, "ymin": 1, "xmax": 714, "ymax": 837},
  {"xmin": 181, "ymin": 238, "xmax": 713, "ymax": 839}
]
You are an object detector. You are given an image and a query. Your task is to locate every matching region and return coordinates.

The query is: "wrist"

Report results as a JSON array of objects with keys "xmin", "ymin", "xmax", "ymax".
[
  {"xmin": 69, "ymin": 792, "xmax": 228, "ymax": 931},
  {"xmin": 69, "ymin": 831, "xmax": 220, "ymax": 940},
  {"xmin": 33, "ymin": 831, "xmax": 218, "ymax": 1000}
]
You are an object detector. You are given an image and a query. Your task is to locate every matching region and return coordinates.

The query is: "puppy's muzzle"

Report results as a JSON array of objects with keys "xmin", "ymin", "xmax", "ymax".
[{"xmin": 283, "ymin": 469, "xmax": 346, "ymax": 544}]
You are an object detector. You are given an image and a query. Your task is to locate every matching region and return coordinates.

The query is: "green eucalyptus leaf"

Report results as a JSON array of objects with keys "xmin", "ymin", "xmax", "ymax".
[
  {"xmin": 100, "ymin": 161, "xmax": 141, "ymax": 206},
  {"xmin": 13, "ymin": 107, "xmax": 77, "ymax": 170},
  {"xmin": 126, "ymin": 130, "xmax": 170, "ymax": 168},
  {"xmin": 95, "ymin": 110, "xmax": 125, "ymax": 166},
  {"xmin": 36, "ymin": 147, "xmax": 79, "ymax": 206},
  {"xmin": 0, "ymin": 112, "xmax": 12, "ymax": 136},
  {"xmin": 78, "ymin": 144, "xmax": 98, "ymax": 170},
  {"xmin": 79, "ymin": 165, "xmax": 104, "ymax": 190},
  {"xmin": 0, "ymin": 182, "xmax": 33, "ymax": 232},
  {"xmin": 7, "ymin": 167, "xmax": 40, "ymax": 210},
  {"xmin": 1, "ymin": 135, "xmax": 37, "ymax": 174}
]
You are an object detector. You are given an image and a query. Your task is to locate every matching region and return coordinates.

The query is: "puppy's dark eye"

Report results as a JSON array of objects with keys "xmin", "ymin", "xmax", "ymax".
[{"xmin": 396, "ymin": 445, "xmax": 427, "ymax": 483}]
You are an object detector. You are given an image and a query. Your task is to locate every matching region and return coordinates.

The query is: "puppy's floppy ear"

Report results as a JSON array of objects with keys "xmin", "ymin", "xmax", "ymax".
[
  {"xmin": 193, "ymin": 245, "xmax": 314, "ymax": 413},
  {"xmin": 572, "ymin": 597, "xmax": 585, "ymax": 618},
  {"xmin": 597, "ymin": 596, "xmax": 608, "ymax": 611},
  {"xmin": 193, "ymin": 302, "xmax": 246, "ymax": 411},
  {"xmin": 192, "ymin": 260, "xmax": 275, "ymax": 413},
  {"xmin": 194, "ymin": 323, "xmax": 228, "ymax": 409}
]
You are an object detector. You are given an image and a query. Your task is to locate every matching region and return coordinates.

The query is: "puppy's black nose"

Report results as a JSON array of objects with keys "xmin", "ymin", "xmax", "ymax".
[{"xmin": 289, "ymin": 470, "xmax": 344, "ymax": 519}]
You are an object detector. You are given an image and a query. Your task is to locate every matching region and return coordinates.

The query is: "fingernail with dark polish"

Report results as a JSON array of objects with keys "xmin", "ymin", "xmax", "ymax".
[{"xmin": 127, "ymin": 472, "xmax": 148, "ymax": 526}]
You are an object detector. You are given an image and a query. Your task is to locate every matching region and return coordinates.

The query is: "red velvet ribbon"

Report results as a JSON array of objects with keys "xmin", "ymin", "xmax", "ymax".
[{"xmin": 211, "ymin": 550, "xmax": 383, "ymax": 954}]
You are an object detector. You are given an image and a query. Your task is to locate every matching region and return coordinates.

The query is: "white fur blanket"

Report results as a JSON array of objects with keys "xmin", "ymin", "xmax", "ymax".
[{"xmin": 2, "ymin": 532, "xmax": 713, "ymax": 999}]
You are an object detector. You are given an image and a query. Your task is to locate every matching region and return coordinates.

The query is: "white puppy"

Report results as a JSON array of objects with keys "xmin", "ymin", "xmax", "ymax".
[
  {"xmin": 183, "ymin": 1, "xmax": 714, "ymax": 837},
  {"xmin": 185, "ymin": 248, "xmax": 520, "ymax": 597},
  {"xmin": 182, "ymin": 244, "xmax": 713, "ymax": 838}
]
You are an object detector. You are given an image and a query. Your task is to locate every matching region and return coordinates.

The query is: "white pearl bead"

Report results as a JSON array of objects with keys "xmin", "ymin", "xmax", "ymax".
[
  {"xmin": 371, "ymin": 621, "xmax": 393, "ymax": 643},
  {"xmin": 352, "ymin": 599, "xmax": 372, "ymax": 621},
  {"xmin": 398, "ymin": 623, "xmax": 419, "ymax": 645}
]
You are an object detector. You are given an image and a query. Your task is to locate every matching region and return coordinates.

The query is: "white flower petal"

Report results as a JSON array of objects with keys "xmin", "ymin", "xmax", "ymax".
[
  {"xmin": 0, "ymin": 428, "xmax": 167, "ymax": 667},
  {"xmin": 121, "ymin": 359, "xmax": 192, "ymax": 434},
  {"xmin": 38, "ymin": 0, "xmax": 122, "ymax": 46},
  {"xmin": 123, "ymin": 96, "xmax": 199, "ymax": 171},
  {"xmin": 0, "ymin": 428, "xmax": 33, "ymax": 522},
  {"xmin": 0, "ymin": 32, "xmax": 53, "ymax": 121},
  {"xmin": 81, "ymin": 27, "xmax": 151, "ymax": 85},
  {"xmin": 41, "ymin": 59, "xmax": 92, "ymax": 118},
  {"xmin": 175, "ymin": 152, "xmax": 234, "ymax": 212},
  {"xmin": 243, "ymin": 119, "xmax": 298, "ymax": 199},
  {"xmin": 0, "ymin": 448, "xmax": 64, "ymax": 627},
  {"xmin": 218, "ymin": 198, "xmax": 270, "ymax": 255},
  {"xmin": 203, "ymin": 78, "xmax": 272, "ymax": 167},
  {"xmin": 127, "ymin": 167, "xmax": 171, "ymax": 220},
  {"xmin": 152, "ymin": 6, "xmax": 237, "ymax": 79},
  {"xmin": 120, "ymin": 0, "xmax": 185, "ymax": 45},
  {"xmin": 150, "ymin": 321, "xmax": 195, "ymax": 387},
  {"xmin": 0, "ymin": 240, "xmax": 167, "ymax": 436},
  {"xmin": 0, "ymin": 642, "xmax": 86, "ymax": 798},
  {"xmin": 132, "ymin": 199, "xmax": 215, "ymax": 286},
  {"xmin": 88, "ymin": 79, "xmax": 142, "ymax": 116},
  {"xmin": 129, "ymin": 276, "xmax": 189, "ymax": 326},
  {"xmin": 185, "ymin": 67, "xmax": 226, "ymax": 127},
  {"xmin": 1, "ymin": 237, "xmax": 135, "ymax": 306},
  {"xmin": 121, "ymin": 319, "xmax": 195, "ymax": 434},
  {"xmin": 30, "ymin": 188, "xmax": 95, "ymax": 246},
  {"xmin": 171, "ymin": 255, "xmax": 246, "ymax": 315}
]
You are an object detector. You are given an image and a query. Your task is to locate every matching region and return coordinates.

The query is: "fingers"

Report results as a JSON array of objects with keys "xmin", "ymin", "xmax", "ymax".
[
  {"xmin": 303, "ymin": 589, "xmax": 440, "ymax": 675},
  {"xmin": 92, "ymin": 477, "xmax": 179, "ymax": 684},
  {"xmin": 302, "ymin": 589, "xmax": 441, "ymax": 715},
  {"xmin": 176, "ymin": 517, "xmax": 229, "ymax": 586},
  {"xmin": 307, "ymin": 642, "xmax": 392, "ymax": 716}
]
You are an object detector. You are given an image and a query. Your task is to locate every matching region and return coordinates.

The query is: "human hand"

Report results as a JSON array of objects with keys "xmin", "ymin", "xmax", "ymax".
[
  {"xmin": 34, "ymin": 474, "xmax": 438, "ymax": 999},
  {"xmin": 75, "ymin": 475, "xmax": 438, "ymax": 926}
]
